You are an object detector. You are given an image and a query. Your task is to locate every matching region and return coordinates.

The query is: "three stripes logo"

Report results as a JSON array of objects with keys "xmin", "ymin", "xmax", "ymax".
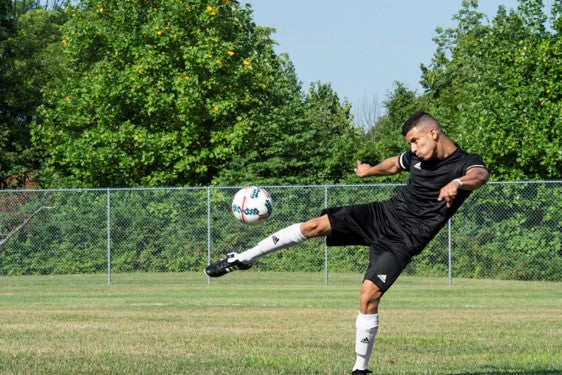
[
  {"xmin": 360, "ymin": 337, "xmax": 370, "ymax": 344},
  {"xmin": 377, "ymin": 274, "xmax": 387, "ymax": 283},
  {"xmin": 272, "ymin": 235, "xmax": 280, "ymax": 245}
]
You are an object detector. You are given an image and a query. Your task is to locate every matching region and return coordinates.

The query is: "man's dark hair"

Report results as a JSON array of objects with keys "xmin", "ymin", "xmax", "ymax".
[{"xmin": 402, "ymin": 111, "xmax": 440, "ymax": 136}]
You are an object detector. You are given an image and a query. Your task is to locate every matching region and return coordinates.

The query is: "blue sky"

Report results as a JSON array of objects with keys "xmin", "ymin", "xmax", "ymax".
[{"xmin": 243, "ymin": 0, "xmax": 522, "ymax": 118}]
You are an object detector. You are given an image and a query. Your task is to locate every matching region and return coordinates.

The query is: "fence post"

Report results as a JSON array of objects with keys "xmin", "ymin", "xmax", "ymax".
[
  {"xmin": 207, "ymin": 187, "xmax": 211, "ymax": 285},
  {"xmin": 448, "ymin": 218, "xmax": 452, "ymax": 287},
  {"xmin": 324, "ymin": 185, "xmax": 329, "ymax": 286},
  {"xmin": 107, "ymin": 189, "xmax": 111, "ymax": 286}
]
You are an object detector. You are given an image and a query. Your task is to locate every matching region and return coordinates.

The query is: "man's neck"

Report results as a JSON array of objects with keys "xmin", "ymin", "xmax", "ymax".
[{"xmin": 436, "ymin": 138, "xmax": 458, "ymax": 160}]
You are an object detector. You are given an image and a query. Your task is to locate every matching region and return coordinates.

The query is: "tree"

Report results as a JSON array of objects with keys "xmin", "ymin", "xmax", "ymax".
[
  {"xmin": 32, "ymin": 0, "xmax": 361, "ymax": 187},
  {"xmin": 214, "ymin": 80, "xmax": 362, "ymax": 185},
  {"xmin": 420, "ymin": 0, "xmax": 561, "ymax": 179},
  {"xmin": 0, "ymin": 0, "xmax": 66, "ymax": 187},
  {"xmin": 302, "ymin": 82, "xmax": 362, "ymax": 183},
  {"xmin": 0, "ymin": 0, "xmax": 18, "ymax": 182},
  {"xmin": 371, "ymin": 0, "xmax": 561, "ymax": 181}
]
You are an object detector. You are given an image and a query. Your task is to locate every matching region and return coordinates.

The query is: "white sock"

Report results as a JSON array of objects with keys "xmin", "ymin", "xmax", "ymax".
[
  {"xmin": 353, "ymin": 313, "xmax": 379, "ymax": 371},
  {"xmin": 236, "ymin": 223, "xmax": 307, "ymax": 264}
]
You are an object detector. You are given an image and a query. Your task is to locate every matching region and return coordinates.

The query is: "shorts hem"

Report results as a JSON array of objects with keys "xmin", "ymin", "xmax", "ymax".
[{"xmin": 365, "ymin": 275, "xmax": 390, "ymax": 293}]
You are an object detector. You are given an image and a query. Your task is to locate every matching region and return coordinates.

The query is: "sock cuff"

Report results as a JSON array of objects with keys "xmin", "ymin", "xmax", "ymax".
[
  {"xmin": 290, "ymin": 223, "xmax": 307, "ymax": 242},
  {"xmin": 238, "ymin": 223, "xmax": 307, "ymax": 264},
  {"xmin": 356, "ymin": 313, "xmax": 379, "ymax": 329}
]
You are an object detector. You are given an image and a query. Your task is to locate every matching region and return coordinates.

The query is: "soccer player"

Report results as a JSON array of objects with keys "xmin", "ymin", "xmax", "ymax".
[{"xmin": 206, "ymin": 111, "xmax": 489, "ymax": 374}]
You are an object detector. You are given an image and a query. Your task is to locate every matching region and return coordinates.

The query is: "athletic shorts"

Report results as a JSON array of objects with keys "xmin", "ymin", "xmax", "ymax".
[
  {"xmin": 364, "ymin": 246, "xmax": 410, "ymax": 292},
  {"xmin": 322, "ymin": 203, "xmax": 412, "ymax": 292}
]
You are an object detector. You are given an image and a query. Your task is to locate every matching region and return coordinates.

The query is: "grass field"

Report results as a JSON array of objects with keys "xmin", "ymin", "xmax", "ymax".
[{"xmin": 0, "ymin": 273, "xmax": 560, "ymax": 374}]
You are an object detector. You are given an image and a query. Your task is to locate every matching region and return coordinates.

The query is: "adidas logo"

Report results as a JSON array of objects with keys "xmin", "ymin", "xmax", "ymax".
[
  {"xmin": 377, "ymin": 274, "xmax": 387, "ymax": 283},
  {"xmin": 272, "ymin": 235, "xmax": 279, "ymax": 245},
  {"xmin": 414, "ymin": 162, "xmax": 422, "ymax": 170},
  {"xmin": 360, "ymin": 337, "xmax": 370, "ymax": 343}
]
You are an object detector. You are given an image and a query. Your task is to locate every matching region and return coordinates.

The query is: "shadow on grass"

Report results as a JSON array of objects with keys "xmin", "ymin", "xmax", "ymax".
[{"xmin": 457, "ymin": 370, "xmax": 560, "ymax": 375}]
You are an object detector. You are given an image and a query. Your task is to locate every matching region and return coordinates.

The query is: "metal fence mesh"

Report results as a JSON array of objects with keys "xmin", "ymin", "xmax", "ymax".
[{"xmin": 0, "ymin": 182, "xmax": 560, "ymax": 285}]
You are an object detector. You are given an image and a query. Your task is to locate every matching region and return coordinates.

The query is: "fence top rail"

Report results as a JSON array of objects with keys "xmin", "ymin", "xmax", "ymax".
[
  {"xmin": 0, "ymin": 184, "xmax": 403, "ymax": 193},
  {"xmin": 0, "ymin": 180, "xmax": 560, "ymax": 194}
]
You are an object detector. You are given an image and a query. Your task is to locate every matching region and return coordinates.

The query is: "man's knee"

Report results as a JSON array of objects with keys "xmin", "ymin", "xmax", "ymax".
[
  {"xmin": 301, "ymin": 215, "xmax": 331, "ymax": 238},
  {"xmin": 360, "ymin": 279, "xmax": 383, "ymax": 314}
]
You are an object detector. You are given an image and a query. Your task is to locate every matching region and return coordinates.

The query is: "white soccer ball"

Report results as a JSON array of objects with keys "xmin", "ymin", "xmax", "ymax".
[{"xmin": 231, "ymin": 186, "xmax": 273, "ymax": 225}]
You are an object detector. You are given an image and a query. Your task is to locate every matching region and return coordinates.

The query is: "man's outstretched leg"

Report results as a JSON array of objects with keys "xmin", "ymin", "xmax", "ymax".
[
  {"xmin": 204, "ymin": 223, "xmax": 306, "ymax": 277},
  {"xmin": 205, "ymin": 216, "xmax": 331, "ymax": 277}
]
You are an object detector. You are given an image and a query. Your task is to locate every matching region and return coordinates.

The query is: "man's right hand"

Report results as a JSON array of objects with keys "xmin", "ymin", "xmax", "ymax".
[
  {"xmin": 354, "ymin": 160, "xmax": 373, "ymax": 178},
  {"xmin": 354, "ymin": 156, "xmax": 401, "ymax": 178}
]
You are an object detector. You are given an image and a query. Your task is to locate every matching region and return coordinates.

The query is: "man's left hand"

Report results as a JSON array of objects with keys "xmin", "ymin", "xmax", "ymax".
[{"xmin": 438, "ymin": 179, "xmax": 462, "ymax": 208}]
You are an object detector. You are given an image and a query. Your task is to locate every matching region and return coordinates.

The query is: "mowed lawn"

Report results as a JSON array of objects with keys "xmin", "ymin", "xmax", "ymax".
[{"xmin": 0, "ymin": 273, "xmax": 560, "ymax": 374}]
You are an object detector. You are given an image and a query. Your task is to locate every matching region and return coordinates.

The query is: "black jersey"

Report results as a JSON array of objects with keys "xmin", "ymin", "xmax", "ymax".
[
  {"xmin": 382, "ymin": 146, "xmax": 486, "ymax": 254},
  {"xmin": 325, "ymin": 146, "xmax": 486, "ymax": 258}
]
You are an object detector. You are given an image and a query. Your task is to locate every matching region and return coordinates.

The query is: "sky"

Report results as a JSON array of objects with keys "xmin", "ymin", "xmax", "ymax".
[{"xmin": 243, "ymin": 0, "xmax": 522, "ymax": 119}]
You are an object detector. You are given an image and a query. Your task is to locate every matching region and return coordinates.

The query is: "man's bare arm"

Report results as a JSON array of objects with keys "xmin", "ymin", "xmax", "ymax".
[
  {"xmin": 355, "ymin": 156, "xmax": 402, "ymax": 178},
  {"xmin": 455, "ymin": 167, "xmax": 489, "ymax": 191},
  {"xmin": 438, "ymin": 167, "xmax": 489, "ymax": 208}
]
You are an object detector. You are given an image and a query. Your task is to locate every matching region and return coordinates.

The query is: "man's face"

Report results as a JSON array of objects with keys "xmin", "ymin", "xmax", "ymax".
[{"xmin": 404, "ymin": 126, "xmax": 438, "ymax": 161}]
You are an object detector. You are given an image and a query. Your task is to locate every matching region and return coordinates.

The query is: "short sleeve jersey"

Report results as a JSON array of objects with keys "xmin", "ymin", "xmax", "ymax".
[{"xmin": 384, "ymin": 146, "xmax": 486, "ymax": 254}]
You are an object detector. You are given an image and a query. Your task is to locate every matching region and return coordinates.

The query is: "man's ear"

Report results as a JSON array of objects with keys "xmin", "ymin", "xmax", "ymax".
[{"xmin": 430, "ymin": 128, "xmax": 440, "ymax": 141}]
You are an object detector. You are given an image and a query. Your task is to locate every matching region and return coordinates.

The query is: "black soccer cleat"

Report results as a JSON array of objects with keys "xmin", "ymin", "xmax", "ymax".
[
  {"xmin": 351, "ymin": 370, "xmax": 372, "ymax": 375},
  {"xmin": 205, "ymin": 252, "xmax": 252, "ymax": 277}
]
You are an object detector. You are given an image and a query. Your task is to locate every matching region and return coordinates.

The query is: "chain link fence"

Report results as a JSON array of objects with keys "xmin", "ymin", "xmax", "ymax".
[{"xmin": 0, "ymin": 182, "xmax": 560, "ymax": 286}]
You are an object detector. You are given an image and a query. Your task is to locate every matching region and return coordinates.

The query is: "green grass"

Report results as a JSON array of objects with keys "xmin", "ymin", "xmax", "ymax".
[{"xmin": 0, "ymin": 273, "xmax": 560, "ymax": 374}]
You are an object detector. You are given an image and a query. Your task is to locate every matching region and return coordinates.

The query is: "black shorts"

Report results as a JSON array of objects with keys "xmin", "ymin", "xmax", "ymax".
[
  {"xmin": 323, "ymin": 203, "xmax": 412, "ymax": 292},
  {"xmin": 364, "ymin": 246, "xmax": 410, "ymax": 292}
]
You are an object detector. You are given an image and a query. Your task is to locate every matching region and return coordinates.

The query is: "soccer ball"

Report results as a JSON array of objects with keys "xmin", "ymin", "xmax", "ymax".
[{"xmin": 231, "ymin": 186, "xmax": 273, "ymax": 225}]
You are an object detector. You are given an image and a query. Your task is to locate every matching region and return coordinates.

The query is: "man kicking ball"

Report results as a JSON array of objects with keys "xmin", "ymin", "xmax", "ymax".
[{"xmin": 206, "ymin": 111, "xmax": 489, "ymax": 374}]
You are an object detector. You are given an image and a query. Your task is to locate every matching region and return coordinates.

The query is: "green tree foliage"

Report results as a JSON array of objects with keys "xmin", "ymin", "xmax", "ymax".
[
  {"xmin": 0, "ymin": 0, "xmax": 16, "ymax": 179},
  {"xmin": 33, "ymin": 0, "xmax": 360, "ymax": 187},
  {"xmin": 303, "ymin": 83, "xmax": 363, "ymax": 183},
  {"xmin": 215, "ymin": 81, "xmax": 362, "ymax": 185},
  {"xmin": 0, "ymin": 0, "xmax": 24, "ymax": 184},
  {"xmin": 8, "ymin": 0, "xmax": 559, "ymax": 187},
  {"xmin": 419, "ymin": 0, "xmax": 561, "ymax": 180},
  {"xmin": 0, "ymin": 0, "xmax": 66, "ymax": 186},
  {"xmin": 369, "ymin": 0, "xmax": 560, "ymax": 181}
]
